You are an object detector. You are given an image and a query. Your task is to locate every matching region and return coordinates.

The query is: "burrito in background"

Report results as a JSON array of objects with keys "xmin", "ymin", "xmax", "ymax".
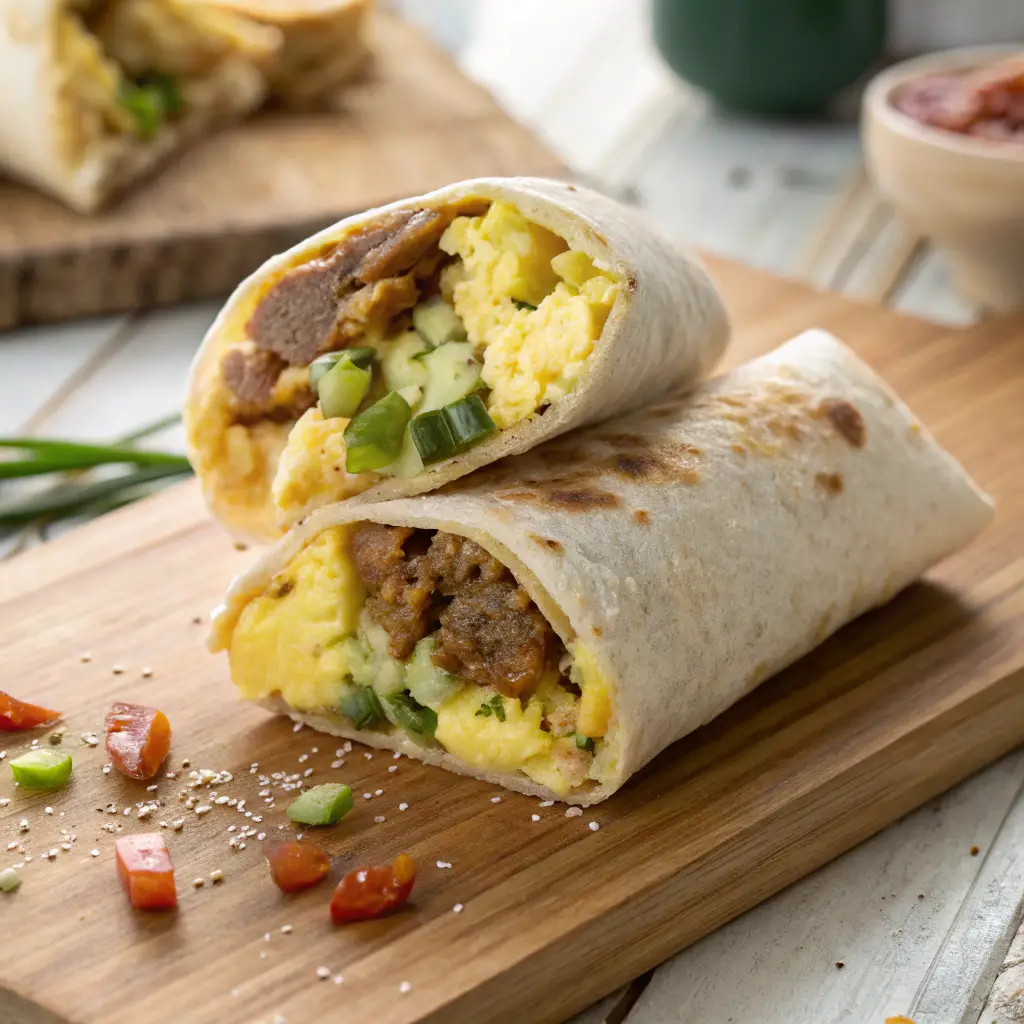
[
  {"xmin": 209, "ymin": 329, "xmax": 993, "ymax": 805},
  {"xmin": 0, "ymin": 0, "xmax": 286, "ymax": 212},
  {"xmin": 185, "ymin": 177, "xmax": 730, "ymax": 544}
]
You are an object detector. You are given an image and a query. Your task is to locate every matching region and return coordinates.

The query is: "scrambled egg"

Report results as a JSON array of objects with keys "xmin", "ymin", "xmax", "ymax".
[
  {"xmin": 229, "ymin": 528, "xmax": 365, "ymax": 710},
  {"xmin": 440, "ymin": 202, "xmax": 621, "ymax": 428},
  {"xmin": 434, "ymin": 686, "xmax": 552, "ymax": 771},
  {"xmin": 272, "ymin": 407, "xmax": 378, "ymax": 524},
  {"xmin": 573, "ymin": 644, "xmax": 612, "ymax": 738}
]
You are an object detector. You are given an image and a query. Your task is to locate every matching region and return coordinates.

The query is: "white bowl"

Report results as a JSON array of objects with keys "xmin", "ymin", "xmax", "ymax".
[{"xmin": 862, "ymin": 45, "xmax": 1024, "ymax": 313}]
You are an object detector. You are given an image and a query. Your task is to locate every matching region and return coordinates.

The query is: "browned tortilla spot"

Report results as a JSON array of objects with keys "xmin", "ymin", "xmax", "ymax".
[
  {"xmin": 498, "ymin": 487, "xmax": 621, "ymax": 512},
  {"xmin": 592, "ymin": 626, "xmax": 602, "ymax": 636},
  {"xmin": 267, "ymin": 578, "xmax": 295, "ymax": 599},
  {"xmin": 626, "ymin": 275, "xmax": 638, "ymax": 293},
  {"xmin": 633, "ymin": 509, "xmax": 651, "ymax": 525},
  {"xmin": 731, "ymin": 442, "xmax": 747, "ymax": 456},
  {"xmin": 815, "ymin": 472, "xmax": 844, "ymax": 496},
  {"xmin": 819, "ymin": 397, "xmax": 866, "ymax": 447},
  {"xmin": 529, "ymin": 534, "xmax": 565, "ymax": 554}
]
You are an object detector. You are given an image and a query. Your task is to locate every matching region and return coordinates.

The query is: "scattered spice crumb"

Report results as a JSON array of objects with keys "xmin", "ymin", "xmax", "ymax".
[
  {"xmin": 970, "ymin": 846, "xmax": 980, "ymax": 856},
  {"xmin": 835, "ymin": 961, "xmax": 844, "ymax": 969},
  {"xmin": 48, "ymin": 730, "xmax": 65, "ymax": 746}
]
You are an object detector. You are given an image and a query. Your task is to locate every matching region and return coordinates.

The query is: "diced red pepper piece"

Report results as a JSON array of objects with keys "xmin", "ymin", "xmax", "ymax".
[
  {"xmin": 105, "ymin": 703, "xmax": 171, "ymax": 780},
  {"xmin": 330, "ymin": 853, "xmax": 416, "ymax": 924},
  {"xmin": 266, "ymin": 840, "xmax": 331, "ymax": 893},
  {"xmin": 115, "ymin": 833, "xmax": 177, "ymax": 911},
  {"xmin": 0, "ymin": 691, "xmax": 61, "ymax": 732}
]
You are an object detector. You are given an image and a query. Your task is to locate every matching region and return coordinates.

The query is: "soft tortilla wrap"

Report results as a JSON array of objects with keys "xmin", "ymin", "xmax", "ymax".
[
  {"xmin": 209, "ymin": 329, "xmax": 993, "ymax": 805},
  {"xmin": 0, "ymin": 0, "xmax": 276, "ymax": 212},
  {"xmin": 184, "ymin": 176, "xmax": 730, "ymax": 544}
]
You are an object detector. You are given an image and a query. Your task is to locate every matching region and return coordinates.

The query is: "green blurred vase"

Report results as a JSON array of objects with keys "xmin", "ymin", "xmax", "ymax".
[{"xmin": 652, "ymin": 0, "xmax": 887, "ymax": 115}]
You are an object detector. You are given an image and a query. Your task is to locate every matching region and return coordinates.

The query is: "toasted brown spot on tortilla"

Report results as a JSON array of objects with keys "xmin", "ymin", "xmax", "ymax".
[
  {"xmin": 267, "ymin": 578, "xmax": 295, "ymax": 599},
  {"xmin": 815, "ymin": 472, "xmax": 844, "ymax": 495},
  {"xmin": 731, "ymin": 443, "xmax": 747, "ymax": 456},
  {"xmin": 529, "ymin": 534, "xmax": 565, "ymax": 554},
  {"xmin": 819, "ymin": 397, "xmax": 866, "ymax": 447},
  {"xmin": 633, "ymin": 509, "xmax": 651, "ymax": 525},
  {"xmin": 626, "ymin": 275, "xmax": 638, "ymax": 293},
  {"xmin": 592, "ymin": 626, "xmax": 602, "ymax": 637},
  {"xmin": 498, "ymin": 486, "xmax": 621, "ymax": 512}
]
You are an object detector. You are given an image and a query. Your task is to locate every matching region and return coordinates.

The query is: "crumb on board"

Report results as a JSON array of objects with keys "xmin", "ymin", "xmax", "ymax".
[{"xmin": 970, "ymin": 846, "xmax": 980, "ymax": 856}]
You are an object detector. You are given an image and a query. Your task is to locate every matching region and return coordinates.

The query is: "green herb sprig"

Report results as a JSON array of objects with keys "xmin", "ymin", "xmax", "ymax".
[{"xmin": 475, "ymin": 694, "xmax": 506, "ymax": 722}]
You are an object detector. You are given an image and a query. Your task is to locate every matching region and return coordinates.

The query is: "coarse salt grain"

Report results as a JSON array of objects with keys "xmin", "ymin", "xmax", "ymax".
[
  {"xmin": 398, "ymin": 803, "xmax": 409, "ymax": 811},
  {"xmin": 588, "ymin": 821, "xmax": 600, "ymax": 832}
]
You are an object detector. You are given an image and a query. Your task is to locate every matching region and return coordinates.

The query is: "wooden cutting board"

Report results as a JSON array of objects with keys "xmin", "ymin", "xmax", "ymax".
[
  {"xmin": 1, "ymin": 259, "xmax": 1022, "ymax": 1024},
  {"xmin": 0, "ymin": 10, "xmax": 564, "ymax": 331}
]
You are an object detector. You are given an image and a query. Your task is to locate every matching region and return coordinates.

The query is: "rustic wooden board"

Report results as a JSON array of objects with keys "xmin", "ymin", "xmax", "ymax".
[
  {"xmin": 0, "ymin": 9, "xmax": 563, "ymax": 330},
  {"xmin": 0, "ymin": 260, "xmax": 1022, "ymax": 1024}
]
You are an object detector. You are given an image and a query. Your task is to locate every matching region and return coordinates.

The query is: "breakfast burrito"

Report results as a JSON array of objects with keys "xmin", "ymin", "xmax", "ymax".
[
  {"xmin": 206, "ymin": 0, "xmax": 372, "ymax": 107},
  {"xmin": 184, "ymin": 177, "xmax": 730, "ymax": 543},
  {"xmin": 0, "ymin": 0, "xmax": 281, "ymax": 212},
  {"xmin": 209, "ymin": 330, "xmax": 993, "ymax": 805}
]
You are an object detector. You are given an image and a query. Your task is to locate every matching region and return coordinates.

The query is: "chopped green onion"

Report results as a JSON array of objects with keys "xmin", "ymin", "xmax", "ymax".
[
  {"xmin": 344, "ymin": 392, "xmax": 412, "ymax": 473},
  {"xmin": 387, "ymin": 693, "xmax": 437, "ymax": 739},
  {"xmin": 309, "ymin": 348, "xmax": 376, "ymax": 387},
  {"xmin": 339, "ymin": 686, "xmax": 384, "ymax": 730},
  {"xmin": 286, "ymin": 783, "xmax": 354, "ymax": 826},
  {"xmin": 118, "ymin": 72, "xmax": 183, "ymax": 140},
  {"xmin": 575, "ymin": 734, "xmax": 595, "ymax": 752},
  {"xmin": 0, "ymin": 867, "xmax": 21, "ymax": 893},
  {"xmin": 444, "ymin": 394, "xmax": 496, "ymax": 451},
  {"xmin": 475, "ymin": 694, "xmax": 506, "ymax": 722},
  {"xmin": 0, "ymin": 439, "xmax": 190, "ymax": 480},
  {"xmin": 318, "ymin": 357, "xmax": 372, "ymax": 419},
  {"xmin": 9, "ymin": 748, "xmax": 72, "ymax": 790},
  {"xmin": 408, "ymin": 409, "xmax": 456, "ymax": 466}
]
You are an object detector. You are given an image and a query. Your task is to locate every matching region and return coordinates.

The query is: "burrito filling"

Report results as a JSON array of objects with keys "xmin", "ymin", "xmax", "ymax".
[
  {"xmin": 202, "ymin": 201, "xmax": 621, "ymax": 525},
  {"xmin": 57, "ymin": 0, "xmax": 278, "ymax": 171},
  {"xmin": 225, "ymin": 524, "xmax": 613, "ymax": 797}
]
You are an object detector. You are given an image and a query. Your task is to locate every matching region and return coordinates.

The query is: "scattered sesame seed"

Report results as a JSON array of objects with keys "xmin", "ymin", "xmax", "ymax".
[
  {"xmin": 316, "ymin": 967, "xmax": 331, "ymax": 981},
  {"xmin": 531, "ymin": 814, "xmax": 541, "ymax": 822},
  {"xmin": 141, "ymin": 667, "xmax": 153, "ymax": 678},
  {"xmin": 280, "ymin": 924, "xmax": 293, "ymax": 934},
  {"xmin": 387, "ymin": 765, "xmax": 397, "ymax": 773},
  {"xmin": 44, "ymin": 807, "xmax": 54, "ymax": 815},
  {"xmin": 81, "ymin": 733, "xmax": 99, "ymax": 747},
  {"xmin": 90, "ymin": 849, "xmax": 100, "ymax": 857},
  {"xmin": 374, "ymin": 816, "xmax": 386, "ymax": 824},
  {"xmin": 333, "ymin": 975, "xmax": 344, "ymax": 985},
  {"xmin": 392, "ymin": 752, "xmax": 401, "ymax": 760},
  {"xmin": 453, "ymin": 903, "xmax": 464, "ymax": 914},
  {"xmin": 565, "ymin": 807, "xmax": 583, "ymax": 818},
  {"xmin": 146, "ymin": 784, "xmax": 159, "ymax": 793},
  {"xmin": 19, "ymin": 819, "xmax": 29, "ymax": 832},
  {"xmin": 303, "ymin": 768, "xmax": 313, "ymax": 778},
  {"xmin": 210, "ymin": 869, "xmax": 224, "ymax": 883},
  {"xmin": 6, "ymin": 842, "xmax": 17, "ymax": 851},
  {"xmin": 363, "ymin": 793, "xmax": 372, "ymax": 800},
  {"xmin": 436, "ymin": 861, "xmax": 452, "ymax": 870},
  {"xmin": 171, "ymin": 818, "xmax": 185, "ymax": 831},
  {"xmin": 539, "ymin": 800, "xmax": 554, "ymax": 807},
  {"xmin": 214, "ymin": 796, "xmax": 230, "ymax": 805},
  {"xmin": 181, "ymin": 758, "xmax": 191, "ymax": 768},
  {"xmin": 364, "ymin": 753, "xmax": 373, "ymax": 760},
  {"xmin": 80, "ymin": 652, "xmax": 92, "ymax": 663},
  {"xmin": 490, "ymin": 796, "xmax": 501, "ymax": 804},
  {"xmin": 588, "ymin": 821, "xmax": 600, "ymax": 832},
  {"xmin": 111, "ymin": 665, "xmax": 124, "ymax": 675},
  {"xmin": 398, "ymin": 802, "xmax": 408, "ymax": 811},
  {"xmin": 292, "ymin": 722, "xmax": 303, "ymax": 733},
  {"xmin": 257, "ymin": 832, "xmax": 266, "ymax": 841},
  {"xmin": 165, "ymin": 771, "xmax": 177, "ymax": 779},
  {"xmin": 102, "ymin": 765, "xmax": 111, "ymax": 775},
  {"xmin": 298, "ymin": 754, "xmax": 308, "ymax": 764},
  {"xmin": 192, "ymin": 877, "xmax": 205, "ymax": 889},
  {"xmin": 399, "ymin": 981, "xmax": 411, "ymax": 995},
  {"xmin": 260, "ymin": 951, "xmax": 267, "ymax": 960},
  {"xmin": 330, "ymin": 760, "xmax": 344, "ymax": 769},
  {"xmin": 195, "ymin": 805, "xmax": 212, "ymax": 816},
  {"xmin": 60, "ymin": 842, "xmax": 72, "ymax": 852}
]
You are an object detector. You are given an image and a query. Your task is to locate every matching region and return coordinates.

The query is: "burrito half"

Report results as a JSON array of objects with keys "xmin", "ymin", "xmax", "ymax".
[
  {"xmin": 209, "ymin": 330, "xmax": 993, "ymax": 805},
  {"xmin": 185, "ymin": 177, "xmax": 730, "ymax": 543},
  {"xmin": 0, "ymin": 0, "xmax": 281, "ymax": 212}
]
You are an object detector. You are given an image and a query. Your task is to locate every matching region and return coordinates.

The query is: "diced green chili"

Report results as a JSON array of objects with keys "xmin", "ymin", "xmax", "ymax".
[
  {"xmin": 286, "ymin": 783, "xmax": 354, "ymax": 826},
  {"xmin": 118, "ymin": 72, "xmax": 183, "ymax": 140},
  {"xmin": 408, "ymin": 409, "xmax": 456, "ymax": 466},
  {"xmin": 575, "ymin": 734, "xmax": 595, "ymax": 752},
  {"xmin": 344, "ymin": 392, "xmax": 412, "ymax": 473},
  {"xmin": 9, "ymin": 748, "xmax": 72, "ymax": 790},
  {"xmin": 318, "ymin": 357, "xmax": 372, "ymax": 419},
  {"xmin": 339, "ymin": 686, "xmax": 384, "ymax": 730},
  {"xmin": 444, "ymin": 395, "xmax": 496, "ymax": 450},
  {"xmin": 387, "ymin": 693, "xmax": 437, "ymax": 739}
]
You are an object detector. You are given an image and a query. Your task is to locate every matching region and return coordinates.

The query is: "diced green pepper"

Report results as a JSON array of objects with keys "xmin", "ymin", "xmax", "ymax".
[
  {"xmin": 286, "ymin": 783, "xmax": 354, "ymax": 826},
  {"xmin": 575, "ymin": 734, "xmax": 595, "ymax": 752},
  {"xmin": 118, "ymin": 72, "xmax": 183, "ymax": 140},
  {"xmin": 344, "ymin": 391, "xmax": 412, "ymax": 473},
  {"xmin": 387, "ymin": 693, "xmax": 437, "ymax": 739},
  {"xmin": 408, "ymin": 409, "xmax": 456, "ymax": 466},
  {"xmin": 318, "ymin": 357, "xmax": 372, "ymax": 419},
  {"xmin": 444, "ymin": 394, "xmax": 496, "ymax": 450},
  {"xmin": 339, "ymin": 686, "xmax": 385, "ymax": 730},
  {"xmin": 310, "ymin": 348, "xmax": 376, "ymax": 387},
  {"xmin": 413, "ymin": 296, "xmax": 466, "ymax": 346},
  {"xmin": 9, "ymin": 748, "xmax": 72, "ymax": 790}
]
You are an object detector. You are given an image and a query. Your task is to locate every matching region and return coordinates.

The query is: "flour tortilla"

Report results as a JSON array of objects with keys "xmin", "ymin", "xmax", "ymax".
[
  {"xmin": 210, "ymin": 329, "xmax": 994, "ymax": 804},
  {"xmin": 185, "ymin": 176, "xmax": 731, "ymax": 544},
  {"xmin": 0, "ymin": 0, "xmax": 269, "ymax": 212}
]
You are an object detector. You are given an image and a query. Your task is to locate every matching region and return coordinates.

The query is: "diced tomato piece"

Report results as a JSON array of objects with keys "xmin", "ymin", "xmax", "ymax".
[
  {"xmin": 0, "ymin": 691, "xmax": 60, "ymax": 732},
  {"xmin": 105, "ymin": 703, "xmax": 171, "ymax": 780},
  {"xmin": 330, "ymin": 853, "xmax": 416, "ymax": 924},
  {"xmin": 266, "ymin": 840, "xmax": 331, "ymax": 893},
  {"xmin": 115, "ymin": 833, "xmax": 177, "ymax": 910}
]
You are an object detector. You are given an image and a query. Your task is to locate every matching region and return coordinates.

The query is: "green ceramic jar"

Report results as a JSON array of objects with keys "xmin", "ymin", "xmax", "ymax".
[{"xmin": 652, "ymin": 0, "xmax": 887, "ymax": 115}]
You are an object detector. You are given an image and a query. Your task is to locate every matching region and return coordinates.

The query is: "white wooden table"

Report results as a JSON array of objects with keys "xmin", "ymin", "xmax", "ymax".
[{"xmin": 2, "ymin": 3, "xmax": 1022, "ymax": 1021}]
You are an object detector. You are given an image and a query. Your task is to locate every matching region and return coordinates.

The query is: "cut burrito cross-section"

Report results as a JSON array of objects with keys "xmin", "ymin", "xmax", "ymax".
[
  {"xmin": 209, "ymin": 330, "xmax": 993, "ymax": 805},
  {"xmin": 185, "ymin": 177, "xmax": 730, "ymax": 543}
]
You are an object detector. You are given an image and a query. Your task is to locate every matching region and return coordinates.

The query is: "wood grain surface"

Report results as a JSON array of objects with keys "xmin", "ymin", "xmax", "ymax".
[
  {"xmin": 0, "ymin": 9, "xmax": 563, "ymax": 331},
  {"xmin": 0, "ymin": 260, "xmax": 1022, "ymax": 1024}
]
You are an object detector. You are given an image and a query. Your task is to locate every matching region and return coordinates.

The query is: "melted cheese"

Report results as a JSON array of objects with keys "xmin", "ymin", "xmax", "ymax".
[
  {"xmin": 573, "ymin": 643, "xmax": 612, "ymax": 738},
  {"xmin": 229, "ymin": 528, "xmax": 365, "ymax": 710}
]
